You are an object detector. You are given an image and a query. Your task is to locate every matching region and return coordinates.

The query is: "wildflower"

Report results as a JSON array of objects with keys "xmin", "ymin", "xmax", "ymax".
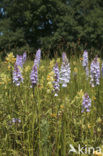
[
  {"xmin": 46, "ymin": 71, "xmax": 54, "ymax": 94},
  {"xmin": 47, "ymin": 89, "xmax": 51, "ymax": 94},
  {"xmin": 47, "ymin": 71, "xmax": 54, "ymax": 81},
  {"xmin": 82, "ymin": 50, "xmax": 89, "ymax": 77},
  {"xmin": 90, "ymin": 56, "xmax": 100, "ymax": 87},
  {"xmin": 12, "ymin": 118, "xmax": 21, "ymax": 123},
  {"xmin": 5, "ymin": 52, "xmax": 16, "ymax": 64},
  {"xmin": 56, "ymin": 58, "xmax": 61, "ymax": 65},
  {"xmin": 74, "ymin": 67, "xmax": 78, "ymax": 73},
  {"xmin": 50, "ymin": 113, "xmax": 56, "ymax": 118},
  {"xmin": 0, "ymin": 73, "xmax": 10, "ymax": 85},
  {"xmin": 82, "ymin": 93, "xmax": 91, "ymax": 113},
  {"xmin": 60, "ymin": 105, "xmax": 64, "ymax": 109},
  {"xmin": 92, "ymin": 96, "xmax": 96, "ymax": 101},
  {"xmin": 80, "ymin": 57, "xmax": 83, "ymax": 61},
  {"xmin": 82, "ymin": 50, "xmax": 88, "ymax": 67},
  {"xmin": 93, "ymin": 151, "xmax": 102, "ymax": 156},
  {"xmin": 101, "ymin": 62, "xmax": 103, "ymax": 77},
  {"xmin": 96, "ymin": 117, "xmax": 102, "ymax": 123},
  {"xmin": 49, "ymin": 59, "xmax": 55, "ymax": 69},
  {"xmin": 53, "ymin": 63, "xmax": 60, "ymax": 96},
  {"xmin": 62, "ymin": 52, "xmax": 67, "ymax": 63},
  {"xmin": 39, "ymin": 76, "xmax": 45, "ymax": 90},
  {"xmin": 47, "ymin": 81, "xmax": 53, "ymax": 89},
  {"xmin": 8, "ymin": 118, "xmax": 21, "ymax": 126},
  {"xmin": 77, "ymin": 89, "xmax": 84, "ymax": 98},
  {"xmin": 8, "ymin": 65, "xmax": 11, "ymax": 70},
  {"xmin": 85, "ymin": 66, "xmax": 89, "ymax": 77},
  {"xmin": 34, "ymin": 49, "xmax": 41, "ymax": 67},
  {"xmin": 24, "ymin": 65, "xmax": 31, "ymax": 72},
  {"xmin": 71, "ymin": 90, "xmax": 84, "ymax": 105},
  {"xmin": 23, "ymin": 52, "xmax": 27, "ymax": 64},
  {"xmin": 13, "ymin": 64, "xmax": 23, "ymax": 86},
  {"xmin": 60, "ymin": 53, "xmax": 71, "ymax": 87},
  {"xmin": 5, "ymin": 53, "xmax": 16, "ymax": 72},
  {"xmin": 73, "ymin": 61, "xmax": 76, "ymax": 65},
  {"xmin": 16, "ymin": 55, "xmax": 23, "ymax": 68},
  {"xmin": 97, "ymin": 58, "xmax": 101, "ymax": 63},
  {"xmin": 30, "ymin": 64, "xmax": 38, "ymax": 88},
  {"xmin": 87, "ymin": 124, "xmax": 91, "ymax": 129}
]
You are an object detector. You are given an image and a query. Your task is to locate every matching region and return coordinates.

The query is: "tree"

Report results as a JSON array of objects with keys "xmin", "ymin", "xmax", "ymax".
[{"xmin": 0, "ymin": 0, "xmax": 103, "ymax": 57}]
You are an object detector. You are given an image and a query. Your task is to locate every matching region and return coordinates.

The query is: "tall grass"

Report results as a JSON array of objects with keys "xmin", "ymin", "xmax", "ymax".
[{"xmin": 0, "ymin": 56, "xmax": 103, "ymax": 156}]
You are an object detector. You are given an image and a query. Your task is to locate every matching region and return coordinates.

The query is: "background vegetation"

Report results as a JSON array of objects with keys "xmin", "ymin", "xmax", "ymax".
[{"xmin": 0, "ymin": 0, "xmax": 103, "ymax": 57}]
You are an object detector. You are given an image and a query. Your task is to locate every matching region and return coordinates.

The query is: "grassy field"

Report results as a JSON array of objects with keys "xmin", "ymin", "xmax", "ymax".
[{"xmin": 0, "ymin": 52, "xmax": 103, "ymax": 156}]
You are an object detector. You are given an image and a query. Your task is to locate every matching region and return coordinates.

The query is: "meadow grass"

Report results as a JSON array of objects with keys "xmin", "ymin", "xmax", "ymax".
[{"xmin": 0, "ymin": 55, "xmax": 103, "ymax": 156}]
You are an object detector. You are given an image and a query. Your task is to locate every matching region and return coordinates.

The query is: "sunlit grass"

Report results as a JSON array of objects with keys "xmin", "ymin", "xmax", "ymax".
[{"xmin": 0, "ymin": 55, "xmax": 103, "ymax": 156}]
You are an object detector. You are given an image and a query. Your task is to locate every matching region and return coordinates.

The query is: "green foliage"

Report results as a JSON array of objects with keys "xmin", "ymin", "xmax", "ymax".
[{"xmin": 0, "ymin": 0, "xmax": 103, "ymax": 57}]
